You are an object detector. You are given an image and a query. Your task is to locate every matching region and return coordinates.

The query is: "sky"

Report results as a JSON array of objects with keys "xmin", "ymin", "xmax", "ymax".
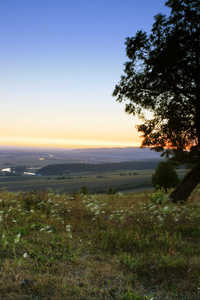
[{"xmin": 0, "ymin": 0, "xmax": 170, "ymax": 149}]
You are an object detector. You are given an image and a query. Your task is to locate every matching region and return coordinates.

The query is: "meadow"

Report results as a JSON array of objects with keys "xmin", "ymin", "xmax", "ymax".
[{"xmin": 0, "ymin": 186, "xmax": 200, "ymax": 299}]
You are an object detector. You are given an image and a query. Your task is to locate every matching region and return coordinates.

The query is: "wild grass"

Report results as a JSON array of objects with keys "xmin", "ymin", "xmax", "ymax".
[{"xmin": 0, "ymin": 187, "xmax": 200, "ymax": 299}]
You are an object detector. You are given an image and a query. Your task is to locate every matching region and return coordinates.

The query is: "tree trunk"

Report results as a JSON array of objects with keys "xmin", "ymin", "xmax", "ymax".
[{"xmin": 169, "ymin": 164, "xmax": 200, "ymax": 203}]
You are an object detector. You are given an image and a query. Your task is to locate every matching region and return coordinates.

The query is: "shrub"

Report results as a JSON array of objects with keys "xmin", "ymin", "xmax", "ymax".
[
  {"xmin": 78, "ymin": 186, "xmax": 89, "ymax": 195},
  {"xmin": 107, "ymin": 188, "xmax": 116, "ymax": 195},
  {"xmin": 152, "ymin": 161, "xmax": 179, "ymax": 192},
  {"xmin": 149, "ymin": 187, "xmax": 165, "ymax": 204}
]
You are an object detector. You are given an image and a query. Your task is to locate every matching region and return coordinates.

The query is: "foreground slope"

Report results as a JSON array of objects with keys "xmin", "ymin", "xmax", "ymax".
[{"xmin": 0, "ymin": 188, "xmax": 200, "ymax": 299}]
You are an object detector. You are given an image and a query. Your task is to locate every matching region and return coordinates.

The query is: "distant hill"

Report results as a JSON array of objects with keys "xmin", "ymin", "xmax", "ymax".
[
  {"xmin": 67, "ymin": 147, "xmax": 162, "ymax": 163},
  {"xmin": 36, "ymin": 160, "xmax": 160, "ymax": 176}
]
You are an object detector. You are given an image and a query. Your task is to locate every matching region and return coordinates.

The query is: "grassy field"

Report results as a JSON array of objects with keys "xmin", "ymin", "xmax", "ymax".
[
  {"xmin": 0, "ymin": 186, "xmax": 200, "ymax": 299},
  {"xmin": 0, "ymin": 169, "xmax": 187, "ymax": 194}
]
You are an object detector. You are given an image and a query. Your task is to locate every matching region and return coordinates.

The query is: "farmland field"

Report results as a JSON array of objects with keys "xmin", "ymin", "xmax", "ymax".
[{"xmin": 0, "ymin": 169, "xmax": 187, "ymax": 194}]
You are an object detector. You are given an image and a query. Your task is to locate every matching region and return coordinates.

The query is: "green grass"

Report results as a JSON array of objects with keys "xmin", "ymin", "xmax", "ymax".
[{"xmin": 0, "ymin": 186, "xmax": 200, "ymax": 299}]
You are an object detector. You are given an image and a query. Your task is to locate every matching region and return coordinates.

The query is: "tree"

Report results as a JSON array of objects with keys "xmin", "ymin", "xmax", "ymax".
[
  {"xmin": 79, "ymin": 186, "xmax": 89, "ymax": 195},
  {"xmin": 113, "ymin": 0, "xmax": 200, "ymax": 203},
  {"xmin": 152, "ymin": 161, "xmax": 179, "ymax": 192}
]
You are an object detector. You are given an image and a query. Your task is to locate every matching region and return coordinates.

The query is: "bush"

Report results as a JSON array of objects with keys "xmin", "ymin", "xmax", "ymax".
[
  {"xmin": 149, "ymin": 187, "xmax": 165, "ymax": 204},
  {"xmin": 78, "ymin": 186, "xmax": 90, "ymax": 195},
  {"xmin": 107, "ymin": 188, "xmax": 116, "ymax": 195},
  {"xmin": 152, "ymin": 161, "xmax": 179, "ymax": 192}
]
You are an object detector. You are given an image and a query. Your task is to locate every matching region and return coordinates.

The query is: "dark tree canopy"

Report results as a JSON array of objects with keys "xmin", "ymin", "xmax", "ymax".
[
  {"xmin": 113, "ymin": 0, "xmax": 200, "ymax": 202},
  {"xmin": 152, "ymin": 161, "xmax": 179, "ymax": 192},
  {"xmin": 113, "ymin": 0, "xmax": 200, "ymax": 164}
]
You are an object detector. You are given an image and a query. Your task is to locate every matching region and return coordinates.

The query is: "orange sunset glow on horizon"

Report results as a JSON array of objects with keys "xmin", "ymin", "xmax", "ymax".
[
  {"xmin": 0, "ymin": 131, "xmax": 141, "ymax": 149},
  {"xmin": 1, "ymin": 96, "xmax": 142, "ymax": 149}
]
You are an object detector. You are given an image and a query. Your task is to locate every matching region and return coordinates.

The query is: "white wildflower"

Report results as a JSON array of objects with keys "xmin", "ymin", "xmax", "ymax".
[
  {"xmin": 163, "ymin": 206, "xmax": 170, "ymax": 212},
  {"xmin": 66, "ymin": 225, "xmax": 71, "ymax": 232},
  {"xmin": 23, "ymin": 253, "xmax": 28, "ymax": 258},
  {"xmin": 66, "ymin": 225, "xmax": 72, "ymax": 238},
  {"xmin": 118, "ymin": 192, "xmax": 123, "ymax": 196},
  {"xmin": 149, "ymin": 205, "xmax": 156, "ymax": 211},
  {"xmin": 157, "ymin": 216, "xmax": 164, "ymax": 223},
  {"xmin": 14, "ymin": 233, "xmax": 21, "ymax": 243},
  {"xmin": 40, "ymin": 225, "xmax": 52, "ymax": 232}
]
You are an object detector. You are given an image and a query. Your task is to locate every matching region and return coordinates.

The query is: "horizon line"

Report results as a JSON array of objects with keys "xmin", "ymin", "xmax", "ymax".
[{"xmin": 0, "ymin": 144, "xmax": 144, "ymax": 151}]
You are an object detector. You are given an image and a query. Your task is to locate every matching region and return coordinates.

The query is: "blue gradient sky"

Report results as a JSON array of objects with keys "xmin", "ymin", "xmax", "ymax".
[{"xmin": 0, "ymin": 0, "xmax": 170, "ymax": 148}]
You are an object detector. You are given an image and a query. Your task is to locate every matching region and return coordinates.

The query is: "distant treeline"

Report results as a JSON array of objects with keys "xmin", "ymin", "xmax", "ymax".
[{"xmin": 36, "ymin": 161, "xmax": 160, "ymax": 175}]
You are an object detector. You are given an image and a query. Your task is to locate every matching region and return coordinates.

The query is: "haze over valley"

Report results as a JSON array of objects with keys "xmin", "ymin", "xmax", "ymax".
[
  {"xmin": 0, "ymin": 146, "xmax": 186, "ymax": 195},
  {"xmin": 0, "ymin": 146, "xmax": 162, "ymax": 170}
]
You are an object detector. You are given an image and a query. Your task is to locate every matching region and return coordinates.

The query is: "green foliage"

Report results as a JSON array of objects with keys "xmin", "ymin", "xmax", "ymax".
[
  {"xmin": 149, "ymin": 187, "xmax": 165, "ymax": 204},
  {"xmin": 118, "ymin": 252, "xmax": 145, "ymax": 271},
  {"xmin": 151, "ymin": 161, "xmax": 179, "ymax": 192},
  {"xmin": 122, "ymin": 290, "xmax": 142, "ymax": 300},
  {"xmin": 113, "ymin": 0, "xmax": 200, "ymax": 164},
  {"xmin": 79, "ymin": 185, "xmax": 90, "ymax": 195},
  {"xmin": 107, "ymin": 187, "xmax": 116, "ymax": 195},
  {"xmin": 122, "ymin": 292, "xmax": 152, "ymax": 300}
]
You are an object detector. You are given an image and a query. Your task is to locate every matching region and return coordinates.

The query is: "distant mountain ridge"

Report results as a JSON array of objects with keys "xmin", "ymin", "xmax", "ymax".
[{"xmin": 66, "ymin": 147, "xmax": 162, "ymax": 162}]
